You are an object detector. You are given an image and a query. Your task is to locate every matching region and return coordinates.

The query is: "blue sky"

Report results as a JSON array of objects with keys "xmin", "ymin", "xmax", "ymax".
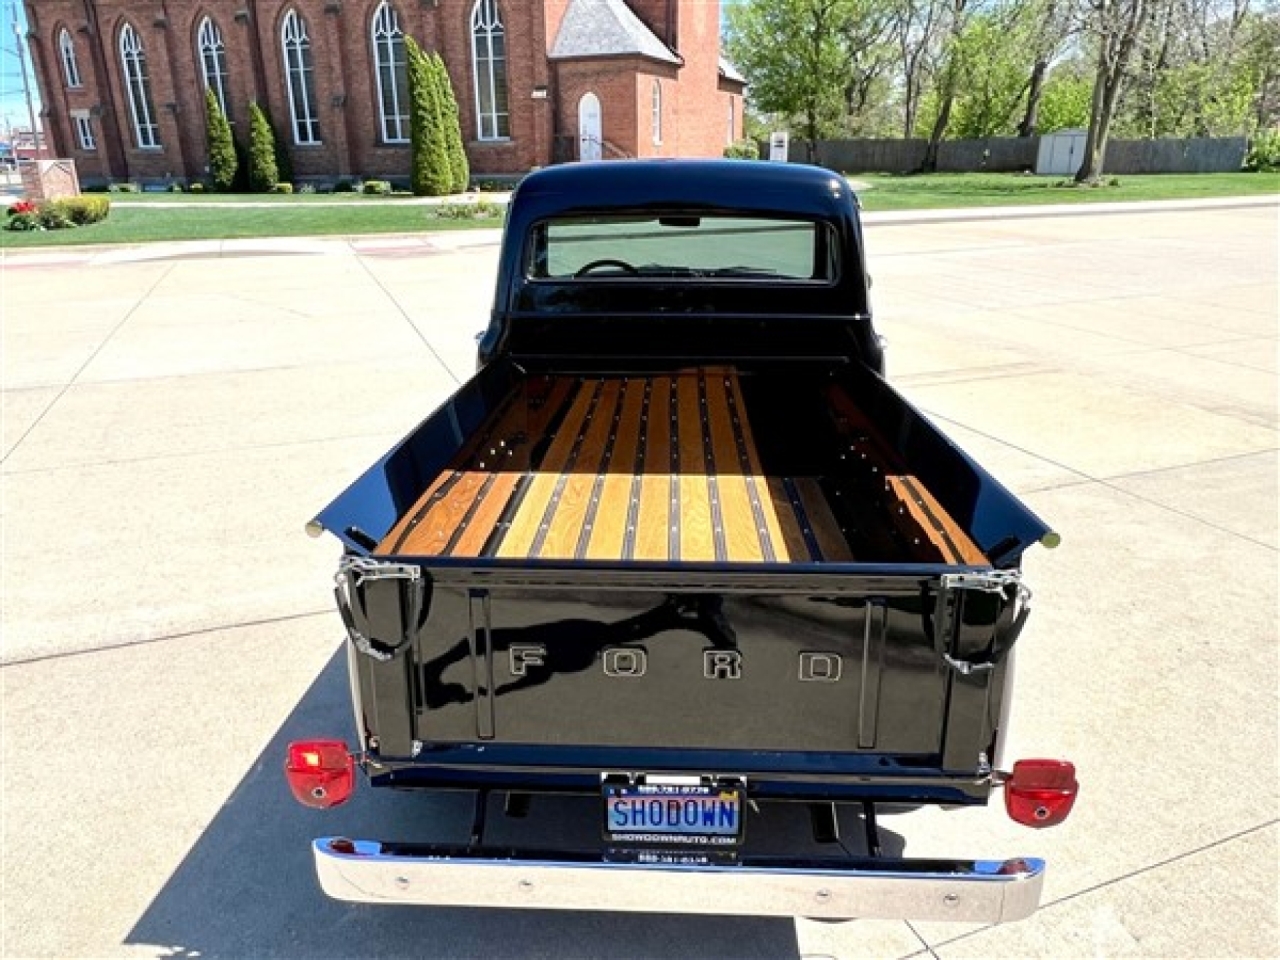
[{"xmin": 1, "ymin": 1, "xmax": 40, "ymax": 138}]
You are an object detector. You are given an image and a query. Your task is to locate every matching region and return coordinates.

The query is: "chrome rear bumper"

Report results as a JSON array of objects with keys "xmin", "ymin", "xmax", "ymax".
[{"xmin": 313, "ymin": 838, "xmax": 1045, "ymax": 922}]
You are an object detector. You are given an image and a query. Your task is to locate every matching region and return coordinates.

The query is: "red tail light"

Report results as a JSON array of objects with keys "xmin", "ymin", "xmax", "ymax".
[
  {"xmin": 285, "ymin": 740, "xmax": 355, "ymax": 809},
  {"xmin": 1004, "ymin": 759, "xmax": 1077, "ymax": 828}
]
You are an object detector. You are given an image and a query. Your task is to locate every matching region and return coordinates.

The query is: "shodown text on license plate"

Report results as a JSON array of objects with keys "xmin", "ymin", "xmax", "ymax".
[{"xmin": 603, "ymin": 782, "xmax": 743, "ymax": 845}]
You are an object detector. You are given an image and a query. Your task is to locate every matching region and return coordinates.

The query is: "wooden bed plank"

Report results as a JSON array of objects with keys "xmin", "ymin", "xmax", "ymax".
[
  {"xmin": 793, "ymin": 477, "xmax": 855, "ymax": 563},
  {"xmin": 378, "ymin": 385, "xmax": 536, "ymax": 555},
  {"xmin": 495, "ymin": 380, "xmax": 597, "ymax": 558},
  {"xmin": 446, "ymin": 472, "xmax": 521, "ymax": 557},
  {"xmin": 376, "ymin": 471, "xmax": 453, "ymax": 556},
  {"xmin": 677, "ymin": 373, "xmax": 716, "ymax": 562},
  {"xmin": 726, "ymin": 374, "xmax": 811, "ymax": 562},
  {"xmin": 703, "ymin": 374, "xmax": 765, "ymax": 562},
  {"xmin": 447, "ymin": 378, "xmax": 578, "ymax": 558},
  {"xmin": 586, "ymin": 379, "xmax": 647, "ymax": 560},
  {"xmin": 826, "ymin": 384, "xmax": 987, "ymax": 565},
  {"xmin": 395, "ymin": 471, "xmax": 490, "ymax": 556},
  {"xmin": 887, "ymin": 476, "xmax": 989, "ymax": 566},
  {"xmin": 524, "ymin": 377, "xmax": 577, "ymax": 442},
  {"xmin": 535, "ymin": 380, "xmax": 622, "ymax": 559},
  {"xmin": 761, "ymin": 478, "xmax": 812, "ymax": 561},
  {"xmin": 632, "ymin": 377, "xmax": 673, "ymax": 561}
]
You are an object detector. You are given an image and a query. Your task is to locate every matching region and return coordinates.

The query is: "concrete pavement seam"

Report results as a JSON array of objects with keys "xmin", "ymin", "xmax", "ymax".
[
  {"xmin": 1019, "ymin": 447, "xmax": 1280, "ymax": 496},
  {"xmin": 0, "ymin": 608, "xmax": 332, "ymax": 668},
  {"xmin": 1091, "ymin": 463, "xmax": 1280, "ymax": 553},
  {"xmin": 923, "ymin": 819, "xmax": 1280, "ymax": 954},
  {"xmin": 904, "ymin": 921, "xmax": 942, "ymax": 959},
  {"xmin": 0, "ymin": 429, "xmax": 407, "ymax": 476},
  {"xmin": 0, "ymin": 261, "xmax": 177, "ymax": 467},
  {"xmin": 923, "ymin": 409, "xmax": 1278, "ymax": 551},
  {"xmin": 351, "ymin": 250, "xmax": 463, "ymax": 387},
  {"xmin": 1100, "ymin": 447, "xmax": 1280, "ymax": 483},
  {"xmin": 920, "ymin": 408, "xmax": 1095, "ymax": 483}
]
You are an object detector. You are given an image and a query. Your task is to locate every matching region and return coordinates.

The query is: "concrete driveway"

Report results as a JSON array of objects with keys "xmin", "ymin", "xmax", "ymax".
[{"xmin": 2, "ymin": 200, "xmax": 1276, "ymax": 958}]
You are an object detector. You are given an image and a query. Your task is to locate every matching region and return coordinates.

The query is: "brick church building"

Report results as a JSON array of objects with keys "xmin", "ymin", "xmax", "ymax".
[{"xmin": 23, "ymin": 0, "xmax": 747, "ymax": 185}]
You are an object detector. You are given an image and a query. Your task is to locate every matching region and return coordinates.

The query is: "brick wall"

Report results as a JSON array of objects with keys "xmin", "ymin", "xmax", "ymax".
[
  {"xmin": 24, "ymin": 0, "xmax": 725, "ymax": 183},
  {"xmin": 668, "ymin": 0, "xmax": 724, "ymax": 158},
  {"xmin": 634, "ymin": 64, "xmax": 679, "ymax": 158},
  {"xmin": 556, "ymin": 57, "xmax": 644, "ymax": 159}
]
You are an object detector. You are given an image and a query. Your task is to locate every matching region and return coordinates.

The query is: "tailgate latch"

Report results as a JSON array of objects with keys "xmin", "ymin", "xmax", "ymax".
[
  {"xmin": 935, "ymin": 571, "xmax": 1032, "ymax": 676},
  {"xmin": 334, "ymin": 557, "xmax": 429, "ymax": 662}
]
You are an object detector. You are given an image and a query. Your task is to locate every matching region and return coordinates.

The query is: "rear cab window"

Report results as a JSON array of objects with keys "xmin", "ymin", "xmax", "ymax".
[{"xmin": 527, "ymin": 215, "xmax": 839, "ymax": 283}]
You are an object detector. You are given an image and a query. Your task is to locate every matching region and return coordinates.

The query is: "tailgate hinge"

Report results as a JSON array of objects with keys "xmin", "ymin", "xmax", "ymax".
[
  {"xmin": 334, "ymin": 557, "xmax": 429, "ymax": 662},
  {"xmin": 935, "ymin": 571, "xmax": 1032, "ymax": 676}
]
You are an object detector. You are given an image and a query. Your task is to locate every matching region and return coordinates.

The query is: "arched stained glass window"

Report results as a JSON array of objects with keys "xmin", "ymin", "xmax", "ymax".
[
  {"xmin": 470, "ymin": 0, "xmax": 509, "ymax": 140},
  {"xmin": 282, "ymin": 9, "xmax": 320, "ymax": 144},
  {"xmin": 59, "ymin": 29, "xmax": 82, "ymax": 88},
  {"xmin": 198, "ymin": 17, "xmax": 229, "ymax": 115},
  {"xmin": 119, "ymin": 23, "xmax": 160, "ymax": 148},
  {"xmin": 371, "ymin": 2, "xmax": 409, "ymax": 143}
]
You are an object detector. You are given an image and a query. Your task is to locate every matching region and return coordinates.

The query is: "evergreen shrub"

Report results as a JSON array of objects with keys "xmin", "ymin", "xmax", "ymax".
[
  {"xmin": 205, "ymin": 89, "xmax": 238, "ymax": 191},
  {"xmin": 247, "ymin": 101, "xmax": 280, "ymax": 192},
  {"xmin": 406, "ymin": 36, "xmax": 451, "ymax": 196},
  {"xmin": 430, "ymin": 52, "xmax": 469, "ymax": 193}
]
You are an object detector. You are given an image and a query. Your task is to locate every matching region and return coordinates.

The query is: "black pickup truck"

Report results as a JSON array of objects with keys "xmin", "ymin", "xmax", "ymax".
[{"xmin": 289, "ymin": 160, "xmax": 1076, "ymax": 923}]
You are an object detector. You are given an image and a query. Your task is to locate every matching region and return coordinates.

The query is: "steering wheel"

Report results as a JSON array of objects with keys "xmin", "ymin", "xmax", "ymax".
[{"xmin": 574, "ymin": 258, "xmax": 639, "ymax": 277}]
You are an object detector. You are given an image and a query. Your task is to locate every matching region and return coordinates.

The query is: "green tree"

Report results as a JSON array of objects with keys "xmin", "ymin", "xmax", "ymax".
[
  {"xmin": 1075, "ymin": 0, "xmax": 1155, "ymax": 183},
  {"xmin": 1037, "ymin": 67, "xmax": 1093, "ymax": 132},
  {"xmin": 430, "ymin": 52, "xmax": 470, "ymax": 193},
  {"xmin": 204, "ymin": 89, "xmax": 237, "ymax": 192},
  {"xmin": 1239, "ymin": 10, "xmax": 1280, "ymax": 131},
  {"xmin": 726, "ymin": 0, "xmax": 854, "ymax": 158},
  {"xmin": 949, "ymin": 6, "xmax": 1045, "ymax": 139},
  {"xmin": 406, "ymin": 36, "xmax": 451, "ymax": 196},
  {"xmin": 247, "ymin": 101, "xmax": 279, "ymax": 192}
]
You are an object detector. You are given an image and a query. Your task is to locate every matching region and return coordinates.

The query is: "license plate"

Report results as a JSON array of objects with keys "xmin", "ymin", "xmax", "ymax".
[{"xmin": 602, "ymin": 775, "xmax": 744, "ymax": 846}]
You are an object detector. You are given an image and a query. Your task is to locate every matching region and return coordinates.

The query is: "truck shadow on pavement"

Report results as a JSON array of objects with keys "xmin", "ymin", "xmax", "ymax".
[{"xmin": 125, "ymin": 646, "xmax": 904, "ymax": 958}]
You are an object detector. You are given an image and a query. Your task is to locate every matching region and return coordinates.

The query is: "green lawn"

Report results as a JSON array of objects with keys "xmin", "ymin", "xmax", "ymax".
[
  {"xmin": 2, "ymin": 171, "xmax": 1274, "ymax": 248},
  {"xmin": 109, "ymin": 190, "xmax": 430, "ymax": 203},
  {"xmin": 853, "ymin": 171, "xmax": 1279, "ymax": 211},
  {"xmin": 0, "ymin": 202, "xmax": 502, "ymax": 248}
]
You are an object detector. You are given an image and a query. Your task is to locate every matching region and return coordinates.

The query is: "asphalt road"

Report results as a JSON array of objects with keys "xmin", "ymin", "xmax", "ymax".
[{"xmin": 2, "ymin": 199, "xmax": 1276, "ymax": 958}]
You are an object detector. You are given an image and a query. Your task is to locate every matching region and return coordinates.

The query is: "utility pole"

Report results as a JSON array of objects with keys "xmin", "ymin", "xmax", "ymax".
[{"xmin": 8, "ymin": 1, "xmax": 40, "ymax": 157}]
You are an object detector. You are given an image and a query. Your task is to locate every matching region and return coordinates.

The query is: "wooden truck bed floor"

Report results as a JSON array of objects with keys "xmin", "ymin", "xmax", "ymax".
[{"xmin": 378, "ymin": 370, "xmax": 984, "ymax": 565}]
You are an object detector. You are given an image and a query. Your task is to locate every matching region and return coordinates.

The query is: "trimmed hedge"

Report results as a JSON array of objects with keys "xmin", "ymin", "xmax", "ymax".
[
  {"xmin": 4, "ymin": 195, "xmax": 111, "ymax": 232},
  {"xmin": 51, "ymin": 196, "xmax": 112, "ymax": 224},
  {"xmin": 724, "ymin": 139, "xmax": 761, "ymax": 160}
]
